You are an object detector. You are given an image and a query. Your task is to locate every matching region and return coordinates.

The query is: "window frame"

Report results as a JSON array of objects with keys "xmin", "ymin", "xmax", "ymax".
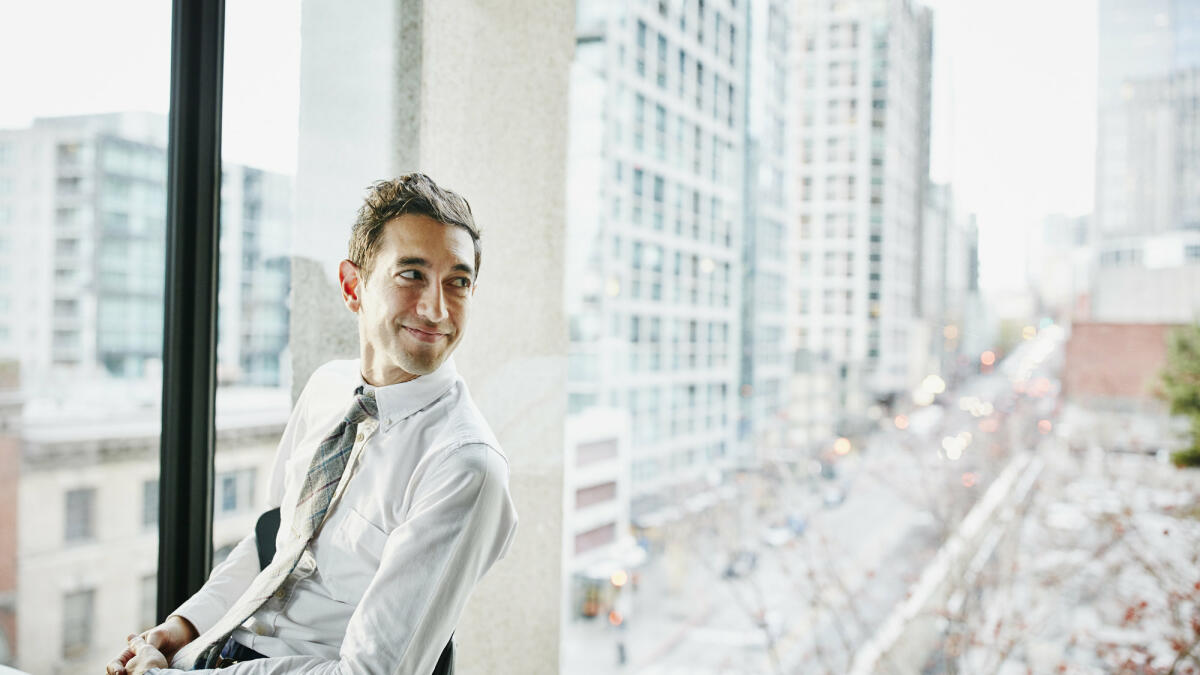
[{"xmin": 157, "ymin": 0, "xmax": 225, "ymax": 623}]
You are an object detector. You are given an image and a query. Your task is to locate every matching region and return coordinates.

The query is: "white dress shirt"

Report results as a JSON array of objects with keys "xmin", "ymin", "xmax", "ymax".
[{"xmin": 154, "ymin": 357, "xmax": 518, "ymax": 674}]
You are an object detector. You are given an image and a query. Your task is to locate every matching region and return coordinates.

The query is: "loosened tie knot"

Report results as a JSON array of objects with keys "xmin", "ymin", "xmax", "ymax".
[{"xmin": 347, "ymin": 389, "xmax": 378, "ymax": 424}]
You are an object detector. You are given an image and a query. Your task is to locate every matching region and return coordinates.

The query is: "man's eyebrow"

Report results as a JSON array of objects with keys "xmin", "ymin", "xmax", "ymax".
[{"xmin": 393, "ymin": 257, "xmax": 475, "ymax": 276}]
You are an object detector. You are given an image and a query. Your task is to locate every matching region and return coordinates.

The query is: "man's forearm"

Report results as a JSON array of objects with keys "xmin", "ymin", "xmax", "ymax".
[{"xmin": 171, "ymin": 532, "xmax": 261, "ymax": 635}]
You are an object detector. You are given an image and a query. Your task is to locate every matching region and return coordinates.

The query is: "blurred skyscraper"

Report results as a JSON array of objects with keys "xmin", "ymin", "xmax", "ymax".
[
  {"xmin": 791, "ymin": 0, "xmax": 932, "ymax": 425},
  {"xmin": 0, "ymin": 113, "xmax": 292, "ymax": 389},
  {"xmin": 738, "ymin": 0, "xmax": 793, "ymax": 460},
  {"xmin": 1096, "ymin": 0, "xmax": 1200, "ymax": 237},
  {"xmin": 920, "ymin": 183, "xmax": 980, "ymax": 383},
  {"xmin": 567, "ymin": 0, "xmax": 745, "ymax": 520},
  {"xmin": 1088, "ymin": 1, "xmax": 1200, "ymax": 325}
]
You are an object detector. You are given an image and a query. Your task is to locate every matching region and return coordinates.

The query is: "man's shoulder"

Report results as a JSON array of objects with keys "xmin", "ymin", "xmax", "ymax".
[
  {"xmin": 294, "ymin": 359, "xmax": 360, "ymax": 403},
  {"xmin": 437, "ymin": 380, "xmax": 504, "ymax": 459},
  {"xmin": 308, "ymin": 358, "xmax": 361, "ymax": 387}
]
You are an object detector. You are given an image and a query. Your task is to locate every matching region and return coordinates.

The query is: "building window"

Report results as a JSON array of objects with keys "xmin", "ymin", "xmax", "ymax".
[
  {"xmin": 678, "ymin": 50, "xmax": 686, "ymax": 98},
  {"xmin": 636, "ymin": 20, "xmax": 647, "ymax": 75},
  {"xmin": 575, "ymin": 481, "xmax": 618, "ymax": 509},
  {"xmin": 62, "ymin": 589, "xmax": 95, "ymax": 658},
  {"xmin": 217, "ymin": 468, "xmax": 257, "ymax": 515},
  {"xmin": 634, "ymin": 93, "xmax": 645, "ymax": 151},
  {"xmin": 143, "ymin": 479, "xmax": 159, "ymax": 529},
  {"xmin": 65, "ymin": 488, "xmax": 95, "ymax": 542},
  {"xmin": 574, "ymin": 523, "xmax": 616, "ymax": 555},
  {"xmin": 578, "ymin": 437, "xmax": 619, "ymax": 461},
  {"xmin": 657, "ymin": 34, "xmax": 668, "ymax": 88},
  {"xmin": 655, "ymin": 104, "xmax": 666, "ymax": 159}
]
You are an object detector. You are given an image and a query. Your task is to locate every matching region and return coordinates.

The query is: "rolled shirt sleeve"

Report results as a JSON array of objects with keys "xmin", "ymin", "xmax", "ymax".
[{"xmin": 150, "ymin": 441, "xmax": 518, "ymax": 675}]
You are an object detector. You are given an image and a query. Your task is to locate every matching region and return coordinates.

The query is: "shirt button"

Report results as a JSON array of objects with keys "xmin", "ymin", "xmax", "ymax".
[
  {"xmin": 273, "ymin": 588, "xmax": 286, "ymax": 600},
  {"xmin": 356, "ymin": 432, "xmax": 365, "ymax": 442}
]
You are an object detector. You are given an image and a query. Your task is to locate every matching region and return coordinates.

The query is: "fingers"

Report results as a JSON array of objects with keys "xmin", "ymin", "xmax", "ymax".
[
  {"xmin": 124, "ymin": 636, "xmax": 169, "ymax": 675},
  {"xmin": 105, "ymin": 632, "xmax": 148, "ymax": 675},
  {"xmin": 106, "ymin": 648, "xmax": 134, "ymax": 675},
  {"xmin": 128, "ymin": 634, "xmax": 149, "ymax": 655}
]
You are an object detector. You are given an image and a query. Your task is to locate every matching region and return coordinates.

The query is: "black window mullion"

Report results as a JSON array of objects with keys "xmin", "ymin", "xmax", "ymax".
[{"xmin": 158, "ymin": 0, "xmax": 225, "ymax": 622}]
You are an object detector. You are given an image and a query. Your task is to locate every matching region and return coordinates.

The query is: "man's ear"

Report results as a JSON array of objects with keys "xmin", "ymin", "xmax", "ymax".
[{"xmin": 339, "ymin": 259, "xmax": 363, "ymax": 312}]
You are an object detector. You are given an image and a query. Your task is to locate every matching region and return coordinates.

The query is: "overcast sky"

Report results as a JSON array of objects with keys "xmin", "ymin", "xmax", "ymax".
[
  {"xmin": 926, "ymin": 0, "xmax": 1097, "ymax": 292},
  {"xmin": 0, "ymin": 0, "xmax": 1097, "ymax": 292}
]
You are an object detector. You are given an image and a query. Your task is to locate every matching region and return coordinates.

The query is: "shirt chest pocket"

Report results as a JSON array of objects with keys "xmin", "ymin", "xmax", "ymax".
[{"xmin": 314, "ymin": 506, "xmax": 390, "ymax": 605}]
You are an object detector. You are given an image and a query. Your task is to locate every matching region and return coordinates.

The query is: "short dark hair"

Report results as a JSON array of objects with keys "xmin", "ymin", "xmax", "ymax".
[{"xmin": 348, "ymin": 173, "xmax": 481, "ymax": 278}]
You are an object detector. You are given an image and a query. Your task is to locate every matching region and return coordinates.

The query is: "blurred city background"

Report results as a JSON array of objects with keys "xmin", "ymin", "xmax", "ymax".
[{"xmin": 1, "ymin": 0, "xmax": 1199, "ymax": 673}]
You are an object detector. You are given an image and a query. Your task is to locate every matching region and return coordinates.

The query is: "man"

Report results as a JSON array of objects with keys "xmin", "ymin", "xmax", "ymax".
[{"xmin": 107, "ymin": 173, "xmax": 517, "ymax": 674}]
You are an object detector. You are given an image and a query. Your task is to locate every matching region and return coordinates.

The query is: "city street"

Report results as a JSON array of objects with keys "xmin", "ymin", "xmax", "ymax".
[{"xmin": 563, "ymin": 332, "xmax": 1064, "ymax": 674}]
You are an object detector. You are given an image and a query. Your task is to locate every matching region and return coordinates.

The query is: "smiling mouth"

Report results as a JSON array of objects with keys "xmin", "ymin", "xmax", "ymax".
[{"xmin": 403, "ymin": 326, "xmax": 447, "ymax": 343}]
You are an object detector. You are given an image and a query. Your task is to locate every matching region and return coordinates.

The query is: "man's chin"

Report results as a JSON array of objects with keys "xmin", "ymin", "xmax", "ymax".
[{"xmin": 396, "ymin": 352, "xmax": 444, "ymax": 377}]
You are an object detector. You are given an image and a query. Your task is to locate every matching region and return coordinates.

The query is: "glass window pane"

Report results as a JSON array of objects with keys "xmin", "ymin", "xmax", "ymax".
[
  {"xmin": 63, "ymin": 488, "xmax": 95, "ymax": 542},
  {"xmin": 0, "ymin": 4, "xmax": 169, "ymax": 670},
  {"xmin": 211, "ymin": 0, "xmax": 299, "ymax": 570},
  {"xmin": 62, "ymin": 589, "xmax": 95, "ymax": 660},
  {"xmin": 142, "ymin": 479, "xmax": 159, "ymax": 530}
]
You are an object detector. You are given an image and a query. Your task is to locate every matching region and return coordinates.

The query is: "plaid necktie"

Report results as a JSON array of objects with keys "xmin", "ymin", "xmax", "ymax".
[{"xmin": 171, "ymin": 389, "xmax": 378, "ymax": 669}]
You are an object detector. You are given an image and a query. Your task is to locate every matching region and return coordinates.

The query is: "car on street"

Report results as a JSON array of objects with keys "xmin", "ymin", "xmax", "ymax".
[{"xmin": 722, "ymin": 550, "xmax": 758, "ymax": 578}]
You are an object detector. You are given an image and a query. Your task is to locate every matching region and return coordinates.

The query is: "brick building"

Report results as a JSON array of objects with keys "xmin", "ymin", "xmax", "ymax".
[{"xmin": 1062, "ymin": 322, "xmax": 1189, "ymax": 454}]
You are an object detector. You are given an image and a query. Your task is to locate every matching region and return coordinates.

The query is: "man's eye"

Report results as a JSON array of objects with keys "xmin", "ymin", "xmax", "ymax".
[
  {"xmin": 451, "ymin": 277, "xmax": 472, "ymax": 288},
  {"xmin": 398, "ymin": 270, "xmax": 423, "ymax": 281}
]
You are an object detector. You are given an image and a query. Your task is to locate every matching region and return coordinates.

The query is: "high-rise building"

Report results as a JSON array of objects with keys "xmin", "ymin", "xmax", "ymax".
[
  {"xmin": 791, "ymin": 0, "xmax": 933, "ymax": 419},
  {"xmin": 920, "ymin": 183, "xmax": 981, "ymax": 383},
  {"xmin": 1096, "ymin": 0, "xmax": 1200, "ymax": 237},
  {"xmin": 217, "ymin": 165, "xmax": 294, "ymax": 387},
  {"xmin": 739, "ymin": 0, "xmax": 793, "ymax": 460},
  {"xmin": 0, "ymin": 113, "xmax": 292, "ymax": 389},
  {"xmin": 568, "ymin": 0, "xmax": 745, "ymax": 517}
]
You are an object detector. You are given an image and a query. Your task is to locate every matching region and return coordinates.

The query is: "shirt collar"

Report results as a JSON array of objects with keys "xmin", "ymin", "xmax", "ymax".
[{"xmin": 358, "ymin": 357, "xmax": 459, "ymax": 430}]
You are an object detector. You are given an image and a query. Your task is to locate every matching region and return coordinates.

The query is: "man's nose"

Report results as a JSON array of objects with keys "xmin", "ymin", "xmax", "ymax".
[{"xmin": 416, "ymin": 282, "xmax": 448, "ymax": 323}]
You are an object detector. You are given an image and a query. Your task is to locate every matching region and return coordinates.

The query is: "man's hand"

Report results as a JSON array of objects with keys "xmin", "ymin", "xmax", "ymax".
[
  {"xmin": 123, "ymin": 635, "xmax": 168, "ymax": 675},
  {"xmin": 105, "ymin": 615, "xmax": 198, "ymax": 675}
]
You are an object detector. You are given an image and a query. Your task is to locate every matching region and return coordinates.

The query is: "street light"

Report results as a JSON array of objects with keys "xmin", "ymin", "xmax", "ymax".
[
  {"xmin": 921, "ymin": 374, "xmax": 947, "ymax": 395},
  {"xmin": 833, "ymin": 437, "xmax": 852, "ymax": 455}
]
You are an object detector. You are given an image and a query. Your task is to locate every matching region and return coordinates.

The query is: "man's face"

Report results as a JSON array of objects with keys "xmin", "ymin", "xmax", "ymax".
[{"xmin": 340, "ymin": 213, "xmax": 476, "ymax": 385}]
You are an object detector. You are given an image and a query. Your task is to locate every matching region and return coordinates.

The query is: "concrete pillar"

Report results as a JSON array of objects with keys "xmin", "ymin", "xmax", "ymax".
[{"xmin": 294, "ymin": 1, "xmax": 570, "ymax": 672}]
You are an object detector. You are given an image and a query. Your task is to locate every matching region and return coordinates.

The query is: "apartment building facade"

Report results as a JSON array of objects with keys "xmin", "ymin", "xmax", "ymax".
[
  {"xmin": 568, "ymin": 0, "xmax": 746, "ymax": 517},
  {"xmin": 791, "ymin": 0, "xmax": 932, "ymax": 421}
]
